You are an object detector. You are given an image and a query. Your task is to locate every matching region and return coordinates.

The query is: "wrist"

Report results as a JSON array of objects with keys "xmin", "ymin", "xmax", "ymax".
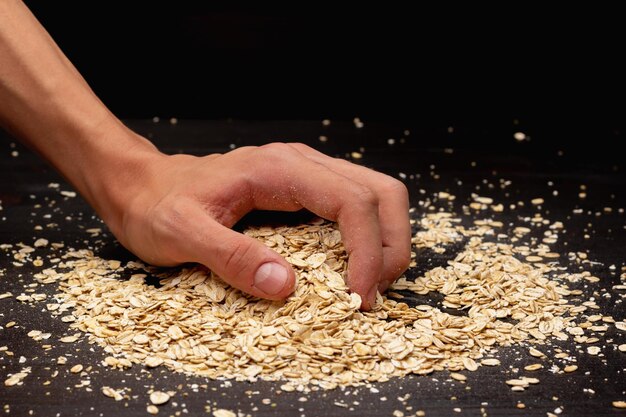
[{"xmin": 75, "ymin": 126, "xmax": 165, "ymax": 236}]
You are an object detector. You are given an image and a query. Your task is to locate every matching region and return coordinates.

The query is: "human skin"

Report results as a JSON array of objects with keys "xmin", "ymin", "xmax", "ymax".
[{"xmin": 0, "ymin": 0, "xmax": 411, "ymax": 309}]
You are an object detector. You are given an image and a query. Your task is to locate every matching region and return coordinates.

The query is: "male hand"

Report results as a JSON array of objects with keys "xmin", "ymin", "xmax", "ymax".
[{"xmin": 113, "ymin": 142, "xmax": 411, "ymax": 309}]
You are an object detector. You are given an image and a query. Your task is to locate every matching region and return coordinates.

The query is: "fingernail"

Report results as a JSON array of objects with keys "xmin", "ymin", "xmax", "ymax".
[
  {"xmin": 254, "ymin": 262, "xmax": 289, "ymax": 295},
  {"xmin": 367, "ymin": 285, "xmax": 378, "ymax": 307}
]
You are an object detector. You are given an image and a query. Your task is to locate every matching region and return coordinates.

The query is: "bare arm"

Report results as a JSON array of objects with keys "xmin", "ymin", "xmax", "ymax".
[
  {"xmin": 0, "ymin": 0, "xmax": 411, "ymax": 309},
  {"xmin": 0, "ymin": 0, "xmax": 157, "ymax": 221}
]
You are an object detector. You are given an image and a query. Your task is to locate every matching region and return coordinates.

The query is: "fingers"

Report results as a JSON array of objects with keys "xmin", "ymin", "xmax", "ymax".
[
  {"xmin": 144, "ymin": 143, "xmax": 409, "ymax": 310},
  {"xmin": 199, "ymin": 221, "xmax": 297, "ymax": 300},
  {"xmin": 229, "ymin": 144, "xmax": 385, "ymax": 309},
  {"xmin": 152, "ymin": 199, "xmax": 296, "ymax": 300},
  {"xmin": 285, "ymin": 143, "xmax": 411, "ymax": 293}
]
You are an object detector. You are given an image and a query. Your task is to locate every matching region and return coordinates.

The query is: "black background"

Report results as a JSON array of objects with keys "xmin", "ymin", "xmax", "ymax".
[{"xmin": 23, "ymin": 2, "xmax": 626, "ymax": 138}]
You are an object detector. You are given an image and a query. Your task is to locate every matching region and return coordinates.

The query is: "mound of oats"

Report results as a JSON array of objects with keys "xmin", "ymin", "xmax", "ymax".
[{"xmin": 33, "ymin": 216, "xmax": 582, "ymax": 389}]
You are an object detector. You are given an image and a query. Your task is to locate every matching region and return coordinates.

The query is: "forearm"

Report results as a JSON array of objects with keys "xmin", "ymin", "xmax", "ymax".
[{"xmin": 0, "ymin": 0, "xmax": 159, "ymax": 229}]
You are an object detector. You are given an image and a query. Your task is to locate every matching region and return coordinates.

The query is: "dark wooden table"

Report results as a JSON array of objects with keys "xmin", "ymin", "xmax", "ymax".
[{"xmin": 1, "ymin": 119, "xmax": 625, "ymax": 416}]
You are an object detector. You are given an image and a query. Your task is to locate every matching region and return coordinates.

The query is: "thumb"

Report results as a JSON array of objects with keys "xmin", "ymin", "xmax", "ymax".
[{"xmin": 184, "ymin": 217, "xmax": 296, "ymax": 300}]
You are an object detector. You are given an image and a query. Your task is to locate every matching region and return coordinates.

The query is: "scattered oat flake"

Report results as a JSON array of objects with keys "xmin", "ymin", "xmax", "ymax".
[
  {"xmin": 101, "ymin": 386, "xmax": 124, "ymax": 401},
  {"xmin": 212, "ymin": 410, "xmax": 236, "ymax": 417},
  {"xmin": 59, "ymin": 335, "xmax": 79, "ymax": 343},
  {"xmin": 34, "ymin": 238, "xmax": 49, "ymax": 247},
  {"xmin": 564, "ymin": 365, "xmax": 578, "ymax": 373},
  {"xmin": 613, "ymin": 401, "xmax": 626, "ymax": 409},
  {"xmin": 462, "ymin": 357, "xmax": 478, "ymax": 371},
  {"xmin": 280, "ymin": 384, "xmax": 295, "ymax": 392},
  {"xmin": 587, "ymin": 346, "xmax": 601, "ymax": 355},
  {"xmin": 147, "ymin": 405, "xmax": 159, "ymax": 415},
  {"xmin": 70, "ymin": 364, "xmax": 83, "ymax": 373},
  {"xmin": 149, "ymin": 391, "xmax": 170, "ymax": 405},
  {"xmin": 506, "ymin": 379, "xmax": 528, "ymax": 387},
  {"xmin": 4, "ymin": 369, "xmax": 30, "ymax": 387},
  {"xmin": 450, "ymin": 372, "xmax": 467, "ymax": 382},
  {"xmin": 474, "ymin": 196, "xmax": 493, "ymax": 204},
  {"xmin": 526, "ymin": 256, "xmax": 543, "ymax": 263},
  {"xmin": 144, "ymin": 356, "xmax": 164, "ymax": 368}
]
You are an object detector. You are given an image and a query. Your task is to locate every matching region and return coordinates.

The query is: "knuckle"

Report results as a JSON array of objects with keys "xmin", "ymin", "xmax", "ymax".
[
  {"xmin": 149, "ymin": 197, "xmax": 185, "ymax": 240},
  {"xmin": 227, "ymin": 146, "xmax": 263, "ymax": 165},
  {"xmin": 352, "ymin": 185, "xmax": 378, "ymax": 208},
  {"xmin": 140, "ymin": 197, "xmax": 189, "ymax": 264},
  {"xmin": 256, "ymin": 142, "xmax": 295, "ymax": 166},
  {"xmin": 222, "ymin": 238, "xmax": 256, "ymax": 277},
  {"xmin": 259, "ymin": 142, "xmax": 291, "ymax": 154},
  {"xmin": 286, "ymin": 142, "xmax": 311, "ymax": 151},
  {"xmin": 227, "ymin": 145, "xmax": 255, "ymax": 157},
  {"xmin": 382, "ymin": 177, "xmax": 409, "ymax": 199}
]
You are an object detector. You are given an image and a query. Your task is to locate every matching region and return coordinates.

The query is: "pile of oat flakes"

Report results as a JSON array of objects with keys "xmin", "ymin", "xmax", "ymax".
[{"xmin": 19, "ymin": 195, "xmax": 622, "ymax": 392}]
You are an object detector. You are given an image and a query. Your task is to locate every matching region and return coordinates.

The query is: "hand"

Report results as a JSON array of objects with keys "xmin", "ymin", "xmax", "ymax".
[{"xmin": 106, "ymin": 142, "xmax": 411, "ymax": 309}]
